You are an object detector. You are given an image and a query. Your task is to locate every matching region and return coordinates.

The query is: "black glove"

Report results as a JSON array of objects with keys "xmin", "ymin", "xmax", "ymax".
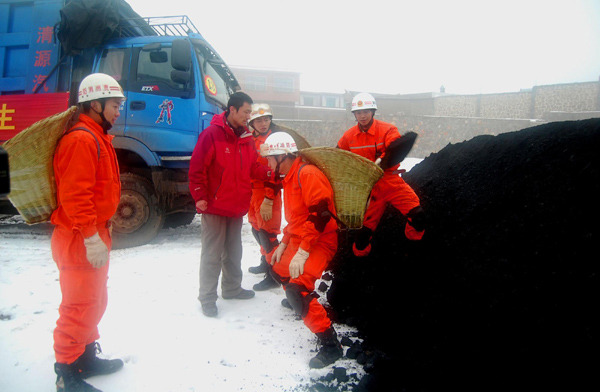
[
  {"xmin": 308, "ymin": 199, "xmax": 332, "ymax": 232},
  {"xmin": 379, "ymin": 132, "xmax": 418, "ymax": 170},
  {"xmin": 354, "ymin": 226, "xmax": 373, "ymax": 251},
  {"xmin": 407, "ymin": 206, "xmax": 427, "ymax": 232}
]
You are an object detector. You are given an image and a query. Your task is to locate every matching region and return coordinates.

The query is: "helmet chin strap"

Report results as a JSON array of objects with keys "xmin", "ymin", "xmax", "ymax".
[
  {"xmin": 251, "ymin": 125, "xmax": 266, "ymax": 138},
  {"xmin": 274, "ymin": 154, "xmax": 287, "ymax": 178},
  {"xmin": 92, "ymin": 101, "xmax": 112, "ymax": 132}
]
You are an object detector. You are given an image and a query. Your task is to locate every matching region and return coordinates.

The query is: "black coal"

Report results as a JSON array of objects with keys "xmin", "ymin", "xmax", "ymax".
[{"xmin": 326, "ymin": 118, "xmax": 599, "ymax": 392}]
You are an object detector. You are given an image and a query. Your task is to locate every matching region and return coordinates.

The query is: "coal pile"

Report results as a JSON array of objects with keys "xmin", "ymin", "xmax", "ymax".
[{"xmin": 327, "ymin": 118, "xmax": 599, "ymax": 391}]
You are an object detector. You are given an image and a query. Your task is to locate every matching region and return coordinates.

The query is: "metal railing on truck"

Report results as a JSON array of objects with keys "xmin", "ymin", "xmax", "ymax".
[{"xmin": 117, "ymin": 15, "xmax": 199, "ymax": 38}]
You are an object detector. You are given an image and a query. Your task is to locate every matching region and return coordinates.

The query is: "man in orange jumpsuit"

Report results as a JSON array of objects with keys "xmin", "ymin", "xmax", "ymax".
[
  {"xmin": 338, "ymin": 92, "xmax": 426, "ymax": 256},
  {"xmin": 51, "ymin": 73, "xmax": 125, "ymax": 392},
  {"xmin": 246, "ymin": 104, "xmax": 282, "ymax": 291},
  {"xmin": 262, "ymin": 131, "xmax": 343, "ymax": 369}
]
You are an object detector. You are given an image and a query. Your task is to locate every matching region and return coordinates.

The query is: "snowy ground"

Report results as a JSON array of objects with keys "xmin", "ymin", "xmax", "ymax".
[{"xmin": 0, "ymin": 158, "xmax": 421, "ymax": 392}]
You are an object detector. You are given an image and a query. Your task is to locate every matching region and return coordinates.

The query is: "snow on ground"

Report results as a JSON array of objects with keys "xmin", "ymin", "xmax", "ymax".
[
  {"xmin": 0, "ymin": 216, "xmax": 361, "ymax": 391},
  {"xmin": 0, "ymin": 158, "xmax": 421, "ymax": 392}
]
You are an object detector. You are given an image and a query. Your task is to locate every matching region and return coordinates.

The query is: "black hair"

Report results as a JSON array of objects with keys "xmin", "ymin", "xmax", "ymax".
[
  {"xmin": 79, "ymin": 98, "xmax": 109, "ymax": 114},
  {"xmin": 79, "ymin": 101, "xmax": 93, "ymax": 113},
  {"xmin": 227, "ymin": 92, "xmax": 253, "ymax": 113}
]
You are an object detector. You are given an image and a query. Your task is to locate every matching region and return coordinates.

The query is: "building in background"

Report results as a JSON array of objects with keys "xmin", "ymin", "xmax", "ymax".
[
  {"xmin": 230, "ymin": 66, "xmax": 600, "ymax": 159},
  {"xmin": 232, "ymin": 66, "xmax": 600, "ymax": 122},
  {"xmin": 230, "ymin": 66, "xmax": 346, "ymax": 121}
]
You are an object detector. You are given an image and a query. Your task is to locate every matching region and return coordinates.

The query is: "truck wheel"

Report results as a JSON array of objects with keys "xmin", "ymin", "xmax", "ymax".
[{"xmin": 112, "ymin": 173, "xmax": 165, "ymax": 249}]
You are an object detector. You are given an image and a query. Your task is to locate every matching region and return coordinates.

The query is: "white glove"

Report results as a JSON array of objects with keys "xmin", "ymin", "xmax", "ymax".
[
  {"xmin": 271, "ymin": 242, "xmax": 287, "ymax": 264},
  {"xmin": 289, "ymin": 248, "xmax": 309, "ymax": 279},
  {"xmin": 260, "ymin": 197, "xmax": 273, "ymax": 221},
  {"xmin": 84, "ymin": 233, "xmax": 109, "ymax": 268},
  {"xmin": 259, "ymin": 143, "xmax": 269, "ymax": 157}
]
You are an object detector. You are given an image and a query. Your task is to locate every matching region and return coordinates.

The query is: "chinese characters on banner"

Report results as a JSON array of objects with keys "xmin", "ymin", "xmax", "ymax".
[
  {"xmin": 0, "ymin": 93, "xmax": 70, "ymax": 142},
  {"xmin": 32, "ymin": 25, "xmax": 56, "ymax": 93},
  {"xmin": 0, "ymin": 20, "xmax": 69, "ymax": 142}
]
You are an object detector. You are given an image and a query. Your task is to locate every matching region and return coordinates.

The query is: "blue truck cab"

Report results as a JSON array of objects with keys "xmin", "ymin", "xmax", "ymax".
[{"xmin": 1, "ymin": 0, "xmax": 240, "ymax": 247}]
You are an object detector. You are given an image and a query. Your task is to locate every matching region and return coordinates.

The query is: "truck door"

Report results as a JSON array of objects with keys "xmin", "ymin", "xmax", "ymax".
[
  {"xmin": 124, "ymin": 43, "xmax": 199, "ymax": 159},
  {"xmin": 97, "ymin": 47, "xmax": 130, "ymax": 134}
]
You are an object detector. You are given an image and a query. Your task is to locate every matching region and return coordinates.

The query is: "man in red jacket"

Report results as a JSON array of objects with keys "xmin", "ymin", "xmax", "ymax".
[
  {"xmin": 51, "ymin": 73, "xmax": 125, "ymax": 392},
  {"xmin": 246, "ymin": 103, "xmax": 282, "ymax": 291},
  {"xmin": 189, "ymin": 92, "xmax": 272, "ymax": 317},
  {"xmin": 338, "ymin": 92, "xmax": 427, "ymax": 256}
]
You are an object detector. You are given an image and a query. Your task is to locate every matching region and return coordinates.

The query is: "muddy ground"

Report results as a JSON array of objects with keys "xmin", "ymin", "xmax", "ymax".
[{"xmin": 326, "ymin": 118, "xmax": 599, "ymax": 391}]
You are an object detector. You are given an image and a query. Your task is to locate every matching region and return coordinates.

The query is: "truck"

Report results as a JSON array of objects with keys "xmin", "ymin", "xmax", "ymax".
[{"xmin": 0, "ymin": 0, "xmax": 240, "ymax": 247}]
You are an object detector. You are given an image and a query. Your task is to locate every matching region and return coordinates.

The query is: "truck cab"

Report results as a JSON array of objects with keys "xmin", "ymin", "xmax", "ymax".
[
  {"xmin": 1, "ymin": 1, "xmax": 240, "ymax": 247},
  {"xmin": 93, "ymin": 18, "xmax": 240, "ymax": 247}
]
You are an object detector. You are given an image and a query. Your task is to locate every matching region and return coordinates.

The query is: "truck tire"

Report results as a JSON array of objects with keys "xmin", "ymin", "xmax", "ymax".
[{"xmin": 112, "ymin": 173, "xmax": 165, "ymax": 249}]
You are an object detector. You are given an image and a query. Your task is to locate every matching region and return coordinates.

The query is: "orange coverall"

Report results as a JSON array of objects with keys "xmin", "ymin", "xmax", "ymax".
[
  {"xmin": 50, "ymin": 114, "xmax": 121, "ymax": 364},
  {"xmin": 272, "ymin": 158, "xmax": 338, "ymax": 333},
  {"xmin": 337, "ymin": 119, "xmax": 423, "ymax": 240},
  {"xmin": 247, "ymin": 129, "xmax": 282, "ymax": 262}
]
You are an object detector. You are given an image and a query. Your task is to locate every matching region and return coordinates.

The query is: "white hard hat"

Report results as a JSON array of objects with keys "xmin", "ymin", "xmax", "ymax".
[
  {"xmin": 261, "ymin": 132, "xmax": 298, "ymax": 157},
  {"xmin": 351, "ymin": 92, "xmax": 377, "ymax": 112},
  {"xmin": 249, "ymin": 103, "xmax": 273, "ymax": 123},
  {"xmin": 78, "ymin": 73, "xmax": 126, "ymax": 103}
]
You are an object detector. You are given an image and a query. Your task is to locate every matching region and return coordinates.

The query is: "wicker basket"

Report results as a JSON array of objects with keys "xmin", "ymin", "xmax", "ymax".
[
  {"xmin": 2, "ymin": 106, "xmax": 78, "ymax": 224},
  {"xmin": 300, "ymin": 147, "xmax": 383, "ymax": 228},
  {"xmin": 272, "ymin": 123, "xmax": 311, "ymax": 150}
]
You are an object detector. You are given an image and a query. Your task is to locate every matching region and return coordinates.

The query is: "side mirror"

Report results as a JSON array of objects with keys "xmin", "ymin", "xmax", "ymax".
[
  {"xmin": 171, "ymin": 70, "xmax": 190, "ymax": 85},
  {"xmin": 171, "ymin": 39, "xmax": 191, "ymax": 72}
]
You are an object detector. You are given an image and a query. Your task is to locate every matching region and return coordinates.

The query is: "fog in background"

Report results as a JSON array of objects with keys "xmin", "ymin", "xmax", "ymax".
[{"xmin": 126, "ymin": 0, "xmax": 600, "ymax": 95}]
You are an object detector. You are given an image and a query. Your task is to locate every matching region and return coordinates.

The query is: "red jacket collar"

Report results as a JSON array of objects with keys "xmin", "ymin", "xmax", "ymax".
[{"xmin": 211, "ymin": 112, "xmax": 251, "ymax": 139}]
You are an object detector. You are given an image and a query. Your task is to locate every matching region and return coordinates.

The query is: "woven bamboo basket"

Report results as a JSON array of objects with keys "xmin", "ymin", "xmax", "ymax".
[
  {"xmin": 272, "ymin": 123, "xmax": 311, "ymax": 150},
  {"xmin": 300, "ymin": 147, "xmax": 383, "ymax": 228},
  {"xmin": 2, "ymin": 106, "xmax": 78, "ymax": 224}
]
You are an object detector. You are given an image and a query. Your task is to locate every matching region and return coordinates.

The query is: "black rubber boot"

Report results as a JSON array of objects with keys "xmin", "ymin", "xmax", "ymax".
[
  {"xmin": 76, "ymin": 342, "xmax": 123, "ymax": 379},
  {"xmin": 309, "ymin": 327, "xmax": 344, "ymax": 369},
  {"xmin": 55, "ymin": 362, "xmax": 102, "ymax": 392},
  {"xmin": 248, "ymin": 255, "xmax": 268, "ymax": 274},
  {"xmin": 253, "ymin": 273, "xmax": 280, "ymax": 291},
  {"xmin": 281, "ymin": 298, "xmax": 293, "ymax": 310}
]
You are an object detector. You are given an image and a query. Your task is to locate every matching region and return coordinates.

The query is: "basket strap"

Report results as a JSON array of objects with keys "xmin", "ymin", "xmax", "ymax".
[
  {"xmin": 63, "ymin": 127, "xmax": 101, "ymax": 161},
  {"xmin": 297, "ymin": 163, "xmax": 308, "ymax": 190}
]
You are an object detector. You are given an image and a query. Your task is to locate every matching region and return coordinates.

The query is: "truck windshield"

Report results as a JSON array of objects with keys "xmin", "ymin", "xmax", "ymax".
[{"xmin": 193, "ymin": 40, "xmax": 239, "ymax": 110}]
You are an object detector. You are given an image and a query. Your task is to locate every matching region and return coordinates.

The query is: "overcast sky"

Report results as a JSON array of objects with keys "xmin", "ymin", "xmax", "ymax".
[{"xmin": 125, "ymin": 0, "xmax": 600, "ymax": 95}]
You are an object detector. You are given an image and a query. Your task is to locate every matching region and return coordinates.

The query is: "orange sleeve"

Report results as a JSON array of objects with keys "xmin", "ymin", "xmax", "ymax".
[
  {"xmin": 263, "ymin": 183, "xmax": 277, "ymax": 200},
  {"xmin": 54, "ymin": 134, "xmax": 100, "ymax": 238},
  {"xmin": 377, "ymin": 123, "xmax": 402, "ymax": 170},
  {"xmin": 382, "ymin": 123, "xmax": 401, "ymax": 151},
  {"xmin": 298, "ymin": 167, "xmax": 335, "ymax": 252},
  {"xmin": 281, "ymin": 224, "xmax": 291, "ymax": 246},
  {"xmin": 337, "ymin": 131, "xmax": 350, "ymax": 151}
]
